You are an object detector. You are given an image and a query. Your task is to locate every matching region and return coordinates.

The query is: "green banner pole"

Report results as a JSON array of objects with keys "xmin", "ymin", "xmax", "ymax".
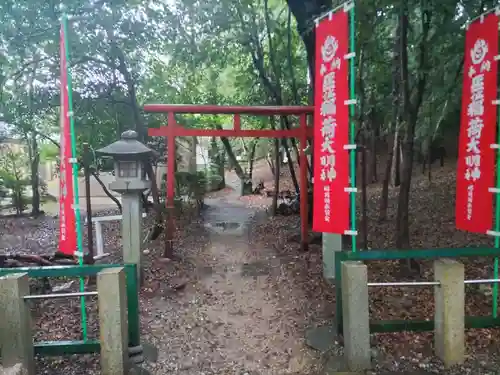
[
  {"xmin": 493, "ymin": 98, "xmax": 500, "ymax": 318},
  {"xmin": 62, "ymin": 14, "xmax": 88, "ymax": 340},
  {"xmin": 348, "ymin": 1, "xmax": 357, "ymax": 252},
  {"xmin": 491, "ymin": 13, "xmax": 500, "ymax": 318}
]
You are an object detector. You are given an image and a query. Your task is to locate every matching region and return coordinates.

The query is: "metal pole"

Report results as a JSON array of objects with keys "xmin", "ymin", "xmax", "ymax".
[
  {"xmin": 62, "ymin": 13, "xmax": 88, "ymax": 342},
  {"xmin": 348, "ymin": 1, "xmax": 357, "ymax": 253},
  {"xmin": 299, "ymin": 114, "xmax": 309, "ymax": 251},
  {"xmin": 83, "ymin": 143, "xmax": 94, "ymax": 263},
  {"xmin": 367, "ymin": 281, "xmax": 440, "ymax": 287},
  {"xmin": 493, "ymin": 27, "xmax": 500, "ymax": 317},
  {"xmin": 367, "ymin": 279, "xmax": 500, "ymax": 287},
  {"xmin": 465, "ymin": 278, "xmax": 500, "ymax": 284},
  {"xmin": 24, "ymin": 291, "xmax": 98, "ymax": 300}
]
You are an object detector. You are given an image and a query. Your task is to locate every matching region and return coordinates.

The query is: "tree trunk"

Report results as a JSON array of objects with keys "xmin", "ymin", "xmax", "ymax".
[
  {"xmin": 276, "ymin": 118, "xmax": 300, "ymax": 194},
  {"xmin": 83, "ymin": 143, "xmax": 95, "ymax": 264},
  {"xmin": 286, "ymin": 0, "xmax": 332, "ymax": 84},
  {"xmin": 245, "ymin": 2, "xmax": 311, "ymax": 185},
  {"xmin": 91, "ymin": 170, "xmax": 122, "ymax": 211},
  {"xmin": 248, "ymin": 141, "xmax": 257, "ymax": 182},
  {"xmin": 360, "ymin": 138, "xmax": 369, "ymax": 249},
  {"xmin": 395, "ymin": 1, "xmax": 412, "ymax": 250},
  {"xmin": 271, "ymin": 138, "xmax": 280, "ymax": 216},
  {"xmin": 393, "ymin": 129, "xmax": 401, "ymax": 187},
  {"xmin": 379, "ymin": 10, "xmax": 401, "ymax": 221},
  {"xmin": 287, "ymin": 8, "xmax": 300, "ymax": 105},
  {"xmin": 219, "ymin": 136, "xmax": 252, "ymax": 195},
  {"xmin": 395, "ymin": 0, "xmax": 430, "ymax": 253},
  {"xmin": 188, "ymin": 136, "xmax": 197, "ymax": 174},
  {"xmin": 281, "ymin": 139, "xmax": 300, "ymax": 194},
  {"xmin": 105, "ymin": 13, "xmax": 164, "ymax": 242},
  {"xmin": 30, "ymin": 134, "xmax": 41, "ymax": 216},
  {"xmin": 267, "ymin": 150, "xmax": 276, "ymax": 176},
  {"xmin": 369, "ymin": 107, "xmax": 378, "ymax": 183},
  {"xmin": 207, "ymin": 137, "xmax": 225, "ymax": 191},
  {"xmin": 379, "ymin": 134, "xmax": 395, "ymax": 221}
]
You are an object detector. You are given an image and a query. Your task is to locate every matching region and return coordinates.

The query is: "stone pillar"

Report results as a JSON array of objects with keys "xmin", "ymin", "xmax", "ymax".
[
  {"xmin": 341, "ymin": 261, "xmax": 371, "ymax": 371},
  {"xmin": 121, "ymin": 193, "xmax": 143, "ymax": 284},
  {"xmin": 322, "ymin": 234, "xmax": 343, "ymax": 281},
  {"xmin": 98, "ymin": 268, "xmax": 129, "ymax": 375},
  {"xmin": 0, "ymin": 273, "xmax": 34, "ymax": 375},
  {"xmin": 434, "ymin": 259, "xmax": 465, "ymax": 367}
]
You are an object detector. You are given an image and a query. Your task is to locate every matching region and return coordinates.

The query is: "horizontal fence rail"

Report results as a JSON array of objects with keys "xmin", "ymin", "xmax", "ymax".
[
  {"xmin": 464, "ymin": 278, "xmax": 500, "ymax": 284},
  {"xmin": 335, "ymin": 249, "xmax": 500, "ymax": 335},
  {"xmin": 24, "ymin": 291, "xmax": 98, "ymax": 300},
  {"xmin": 341, "ymin": 247, "xmax": 500, "ymax": 260},
  {"xmin": 367, "ymin": 281, "xmax": 440, "ymax": 287},
  {"xmin": 0, "ymin": 264, "xmax": 140, "ymax": 356}
]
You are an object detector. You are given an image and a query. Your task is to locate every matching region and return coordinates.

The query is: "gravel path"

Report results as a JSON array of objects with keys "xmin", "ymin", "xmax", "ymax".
[{"xmin": 139, "ymin": 189, "xmax": 321, "ymax": 375}]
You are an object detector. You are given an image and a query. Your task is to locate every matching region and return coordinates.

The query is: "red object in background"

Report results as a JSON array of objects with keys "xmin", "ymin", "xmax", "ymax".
[
  {"xmin": 456, "ymin": 13, "xmax": 498, "ymax": 233},
  {"xmin": 58, "ymin": 24, "xmax": 77, "ymax": 255},
  {"xmin": 146, "ymin": 106, "xmax": 314, "ymax": 253},
  {"xmin": 312, "ymin": 10, "xmax": 350, "ymax": 234}
]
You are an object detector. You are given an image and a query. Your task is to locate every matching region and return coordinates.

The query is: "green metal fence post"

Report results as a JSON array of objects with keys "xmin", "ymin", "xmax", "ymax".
[
  {"xmin": 61, "ymin": 13, "xmax": 88, "ymax": 341},
  {"xmin": 492, "ymin": 55, "xmax": 500, "ymax": 317},
  {"xmin": 0, "ymin": 264, "xmax": 142, "ymax": 356},
  {"xmin": 348, "ymin": 1, "xmax": 357, "ymax": 253},
  {"xmin": 125, "ymin": 264, "xmax": 140, "ymax": 348},
  {"xmin": 335, "ymin": 251, "xmax": 348, "ymax": 335}
]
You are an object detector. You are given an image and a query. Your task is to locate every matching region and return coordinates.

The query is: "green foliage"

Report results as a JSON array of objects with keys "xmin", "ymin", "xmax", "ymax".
[
  {"xmin": 39, "ymin": 143, "xmax": 59, "ymax": 161},
  {"xmin": 0, "ymin": 149, "xmax": 30, "ymax": 214},
  {"xmin": 175, "ymin": 171, "xmax": 207, "ymax": 198},
  {"xmin": 0, "ymin": 0, "xmax": 493, "ymax": 213}
]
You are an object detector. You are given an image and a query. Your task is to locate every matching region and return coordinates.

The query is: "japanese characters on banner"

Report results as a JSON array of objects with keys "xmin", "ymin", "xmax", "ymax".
[
  {"xmin": 312, "ymin": 9, "xmax": 350, "ymax": 233},
  {"xmin": 456, "ymin": 13, "xmax": 498, "ymax": 234},
  {"xmin": 59, "ymin": 24, "xmax": 77, "ymax": 255}
]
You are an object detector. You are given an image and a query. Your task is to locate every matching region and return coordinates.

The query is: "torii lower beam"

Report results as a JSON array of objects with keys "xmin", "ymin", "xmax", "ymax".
[{"xmin": 145, "ymin": 104, "xmax": 314, "ymax": 258}]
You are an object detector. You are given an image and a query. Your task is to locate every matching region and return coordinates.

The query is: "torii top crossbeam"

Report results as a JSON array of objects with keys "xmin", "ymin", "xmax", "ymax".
[{"xmin": 145, "ymin": 104, "xmax": 315, "ymax": 115}]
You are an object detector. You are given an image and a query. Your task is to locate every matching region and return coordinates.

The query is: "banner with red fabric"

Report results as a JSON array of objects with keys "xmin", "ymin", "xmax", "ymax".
[
  {"xmin": 59, "ymin": 24, "xmax": 77, "ymax": 255},
  {"xmin": 456, "ymin": 13, "xmax": 498, "ymax": 233},
  {"xmin": 312, "ymin": 10, "xmax": 350, "ymax": 233}
]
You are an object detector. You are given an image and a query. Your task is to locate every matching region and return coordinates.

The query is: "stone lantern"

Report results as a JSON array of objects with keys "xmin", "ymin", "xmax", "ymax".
[{"xmin": 96, "ymin": 130, "xmax": 153, "ymax": 284}]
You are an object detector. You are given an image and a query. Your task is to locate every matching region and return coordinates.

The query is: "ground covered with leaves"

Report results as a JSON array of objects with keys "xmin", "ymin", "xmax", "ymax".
[
  {"xmin": 2, "ymin": 161, "xmax": 500, "ymax": 374},
  {"xmin": 250, "ymin": 161, "xmax": 500, "ymax": 374},
  {"xmin": 0, "ymin": 187, "xmax": 330, "ymax": 375}
]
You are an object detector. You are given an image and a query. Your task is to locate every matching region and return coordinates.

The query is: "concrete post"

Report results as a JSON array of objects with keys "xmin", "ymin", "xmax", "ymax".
[
  {"xmin": 98, "ymin": 267, "xmax": 129, "ymax": 375},
  {"xmin": 322, "ymin": 234, "xmax": 343, "ymax": 281},
  {"xmin": 341, "ymin": 261, "xmax": 371, "ymax": 371},
  {"xmin": 121, "ymin": 193, "xmax": 143, "ymax": 284},
  {"xmin": 434, "ymin": 259, "xmax": 465, "ymax": 368},
  {"xmin": 0, "ymin": 273, "xmax": 34, "ymax": 375},
  {"xmin": 95, "ymin": 221, "xmax": 104, "ymax": 258}
]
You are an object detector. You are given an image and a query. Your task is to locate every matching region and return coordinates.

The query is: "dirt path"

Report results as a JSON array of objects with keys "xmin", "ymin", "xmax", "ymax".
[{"xmin": 141, "ymin": 185, "xmax": 320, "ymax": 375}]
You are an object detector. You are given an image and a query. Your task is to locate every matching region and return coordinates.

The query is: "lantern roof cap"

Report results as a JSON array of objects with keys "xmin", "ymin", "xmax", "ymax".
[{"xmin": 96, "ymin": 130, "xmax": 153, "ymax": 158}]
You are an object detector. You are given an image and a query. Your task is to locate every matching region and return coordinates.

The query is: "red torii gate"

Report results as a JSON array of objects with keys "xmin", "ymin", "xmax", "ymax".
[{"xmin": 145, "ymin": 104, "xmax": 314, "ymax": 257}]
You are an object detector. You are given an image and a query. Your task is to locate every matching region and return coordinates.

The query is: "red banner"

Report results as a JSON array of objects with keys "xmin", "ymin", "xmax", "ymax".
[
  {"xmin": 456, "ymin": 13, "xmax": 498, "ymax": 233},
  {"xmin": 312, "ymin": 10, "xmax": 350, "ymax": 233},
  {"xmin": 59, "ymin": 23, "xmax": 77, "ymax": 255}
]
